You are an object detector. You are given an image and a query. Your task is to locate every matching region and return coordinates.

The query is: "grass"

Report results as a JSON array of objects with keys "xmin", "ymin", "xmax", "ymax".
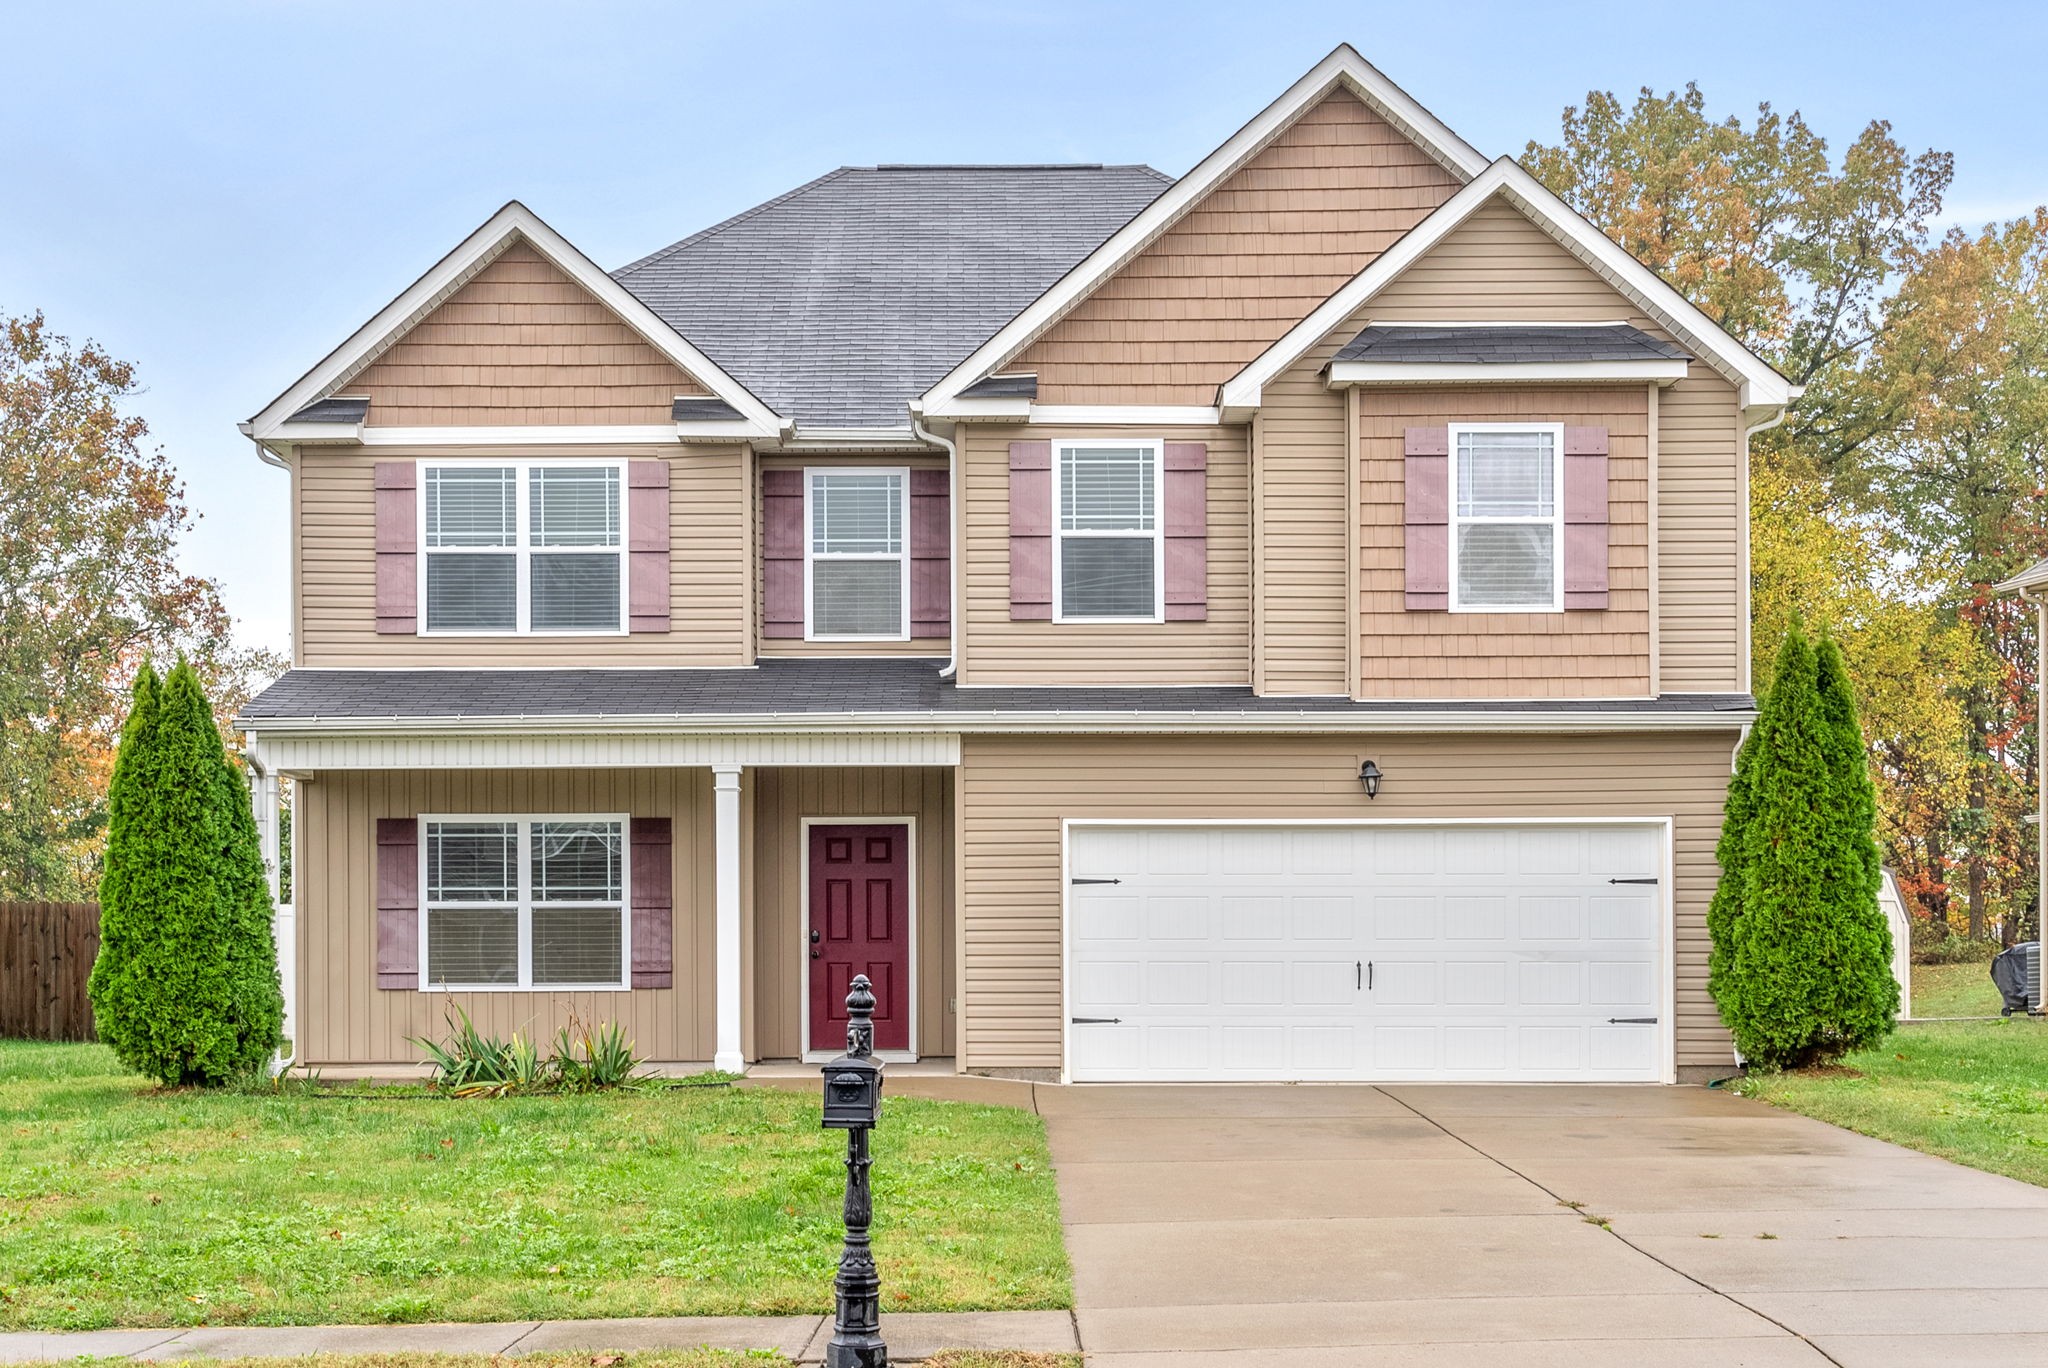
[
  {"xmin": 0, "ymin": 1043, "xmax": 1070, "ymax": 1331},
  {"xmin": 1737, "ymin": 1015, "xmax": 2048, "ymax": 1187},
  {"xmin": 1907, "ymin": 958, "xmax": 2006, "ymax": 1018}
]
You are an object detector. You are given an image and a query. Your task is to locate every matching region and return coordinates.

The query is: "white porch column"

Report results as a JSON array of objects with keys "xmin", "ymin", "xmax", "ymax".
[{"xmin": 712, "ymin": 763, "xmax": 745, "ymax": 1073}]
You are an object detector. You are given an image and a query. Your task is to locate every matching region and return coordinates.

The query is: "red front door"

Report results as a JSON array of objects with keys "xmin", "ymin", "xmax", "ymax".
[{"xmin": 808, "ymin": 823, "xmax": 910, "ymax": 1053}]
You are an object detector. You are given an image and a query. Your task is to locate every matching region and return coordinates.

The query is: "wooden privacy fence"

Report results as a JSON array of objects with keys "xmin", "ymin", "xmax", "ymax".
[{"xmin": 0, "ymin": 902, "xmax": 99, "ymax": 1041}]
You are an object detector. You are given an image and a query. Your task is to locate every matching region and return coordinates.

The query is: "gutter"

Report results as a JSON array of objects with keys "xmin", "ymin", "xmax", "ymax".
[
  {"xmin": 909, "ymin": 411, "xmax": 961, "ymax": 680},
  {"xmin": 237, "ymin": 420, "xmax": 293, "ymax": 472}
]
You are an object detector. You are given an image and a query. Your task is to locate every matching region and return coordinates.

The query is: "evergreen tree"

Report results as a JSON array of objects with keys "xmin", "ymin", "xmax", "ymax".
[
  {"xmin": 88, "ymin": 659, "xmax": 283, "ymax": 1084},
  {"xmin": 1710, "ymin": 624, "xmax": 1899, "ymax": 1068}
]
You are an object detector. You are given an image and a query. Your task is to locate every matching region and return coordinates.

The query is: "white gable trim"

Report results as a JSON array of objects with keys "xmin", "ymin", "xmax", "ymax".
[
  {"xmin": 1220, "ymin": 159, "xmax": 1797, "ymax": 420},
  {"xmin": 917, "ymin": 45, "xmax": 1488, "ymax": 414},
  {"xmin": 1327, "ymin": 359, "xmax": 1688, "ymax": 386},
  {"xmin": 245, "ymin": 201, "xmax": 785, "ymax": 442}
]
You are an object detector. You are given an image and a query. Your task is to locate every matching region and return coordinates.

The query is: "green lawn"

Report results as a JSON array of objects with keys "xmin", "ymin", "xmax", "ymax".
[
  {"xmin": 1737, "ymin": 1015, "xmax": 2048, "ymax": 1187},
  {"xmin": 0, "ymin": 1043, "xmax": 1070, "ymax": 1331},
  {"xmin": 1907, "ymin": 958, "xmax": 2005, "ymax": 1018}
]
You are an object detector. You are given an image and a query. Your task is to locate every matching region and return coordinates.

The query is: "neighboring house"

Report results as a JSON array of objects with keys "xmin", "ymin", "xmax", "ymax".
[{"xmin": 237, "ymin": 46, "xmax": 1795, "ymax": 1083}]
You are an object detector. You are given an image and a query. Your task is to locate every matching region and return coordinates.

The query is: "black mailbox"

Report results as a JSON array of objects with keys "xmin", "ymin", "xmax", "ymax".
[{"xmin": 820, "ymin": 973, "xmax": 885, "ymax": 1131}]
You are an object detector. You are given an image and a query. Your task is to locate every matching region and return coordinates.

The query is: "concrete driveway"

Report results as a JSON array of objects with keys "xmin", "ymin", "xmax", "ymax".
[{"xmin": 1038, "ymin": 1083, "xmax": 2048, "ymax": 1366}]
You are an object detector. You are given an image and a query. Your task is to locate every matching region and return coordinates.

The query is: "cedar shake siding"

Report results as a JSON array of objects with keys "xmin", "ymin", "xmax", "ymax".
[
  {"xmin": 349, "ymin": 241, "xmax": 709, "ymax": 426},
  {"xmin": 955, "ymin": 731, "xmax": 1739, "ymax": 1076},
  {"xmin": 957, "ymin": 423, "xmax": 1251, "ymax": 686},
  {"xmin": 293, "ymin": 443, "xmax": 749, "ymax": 668},
  {"xmin": 1357, "ymin": 386, "xmax": 1652, "ymax": 698},
  {"xmin": 1012, "ymin": 89, "xmax": 1462, "ymax": 405}
]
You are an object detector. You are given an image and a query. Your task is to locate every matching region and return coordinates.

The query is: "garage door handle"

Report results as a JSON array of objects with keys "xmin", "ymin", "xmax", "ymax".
[
  {"xmin": 1071, "ymin": 1016, "xmax": 1122, "ymax": 1025},
  {"xmin": 1609, "ymin": 877, "xmax": 1659, "ymax": 885},
  {"xmin": 1607, "ymin": 1017, "xmax": 1658, "ymax": 1024},
  {"xmin": 1071, "ymin": 877, "xmax": 1122, "ymax": 886}
]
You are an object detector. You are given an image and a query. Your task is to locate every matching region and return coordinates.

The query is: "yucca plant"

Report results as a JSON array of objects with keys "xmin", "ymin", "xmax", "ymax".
[
  {"xmin": 411, "ymin": 1005, "xmax": 531, "ymax": 1093},
  {"xmin": 553, "ymin": 1016, "xmax": 648, "ymax": 1092}
]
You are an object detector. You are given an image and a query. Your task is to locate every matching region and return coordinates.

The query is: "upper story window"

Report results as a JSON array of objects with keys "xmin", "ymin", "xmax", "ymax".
[
  {"xmin": 807, "ymin": 468, "xmax": 908, "ymax": 639},
  {"xmin": 1054, "ymin": 440, "xmax": 1161, "ymax": 622},
  {"xmin": 421, "ymin": 461, "xmax": 624, "ymax": 634},
  {"xmin": 422, "ymin": 816, "xmax": 626, "ymax": 990},
  {"xmin": 1449, "ymin": 424, "xmax": 1563, "ymax": 613}
]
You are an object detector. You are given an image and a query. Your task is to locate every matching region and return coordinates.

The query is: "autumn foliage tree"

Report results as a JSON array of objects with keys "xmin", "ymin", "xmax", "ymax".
[{"xmin": 0, "ymin": 311, "xmax": 280, "ymax": 899}]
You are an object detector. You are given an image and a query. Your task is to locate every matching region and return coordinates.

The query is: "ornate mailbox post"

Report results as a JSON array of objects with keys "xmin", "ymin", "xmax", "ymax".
[{"xmin": 820, "ymin": 974, "xmax": 887, "ymax": 1368}]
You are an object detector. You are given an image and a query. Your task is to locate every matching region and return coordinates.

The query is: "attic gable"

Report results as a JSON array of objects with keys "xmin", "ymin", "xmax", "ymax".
[
  {"xmin": 348, "ymin": 241, "xmax": 708, "ymax": 426},
  {"xmin": 1011, "ymin": 88, "xmax": 1463, "ymax": 405}
]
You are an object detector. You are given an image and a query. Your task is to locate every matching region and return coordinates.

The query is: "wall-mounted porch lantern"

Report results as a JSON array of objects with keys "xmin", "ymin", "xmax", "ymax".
[{"xmin": 1358, "ymin": 760, "xmax": 1383, "ymax": 799}]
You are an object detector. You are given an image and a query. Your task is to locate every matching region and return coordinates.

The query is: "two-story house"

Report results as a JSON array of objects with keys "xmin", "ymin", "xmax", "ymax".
[{"xmin": 237, "ymin": 46, "xmax": 1791, "ymax": 1084}]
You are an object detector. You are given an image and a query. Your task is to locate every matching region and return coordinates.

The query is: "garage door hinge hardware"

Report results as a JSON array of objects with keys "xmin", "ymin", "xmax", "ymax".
[
  {"xmin": 1608, "ymin": 877, "xmax": 1659, "ymax": 885},
  {"xmin": 1071, "ymin": 877, "xmax": 1122, "ymax": 885},
  {"xmin": 1607, "ymin": 1017, "xmax": 1658, "ymax": 1024},
  {"xmin": 1070, "ymin": 1016, "xmax": 1122, "ymax": 1024}
]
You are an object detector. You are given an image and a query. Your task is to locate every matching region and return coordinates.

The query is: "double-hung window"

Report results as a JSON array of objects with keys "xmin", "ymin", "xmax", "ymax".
[
  {"xmin": 1054, "ymin": 440, "xmax": 1161, "ymax": 621},
  {"xmin": 421, "ymin": 461, "xmax": 624, "ymax": 633},
  {"xmin": 1448, "ymin": 423, "xmax": 1563, "ymax": 612},
  {"xmin": 422, "ymin": 816, "xmax": 627, "ymax": 990},
  {"xmin": 806, "ymin": 468, "xmax": 908, "ymax": 639}
]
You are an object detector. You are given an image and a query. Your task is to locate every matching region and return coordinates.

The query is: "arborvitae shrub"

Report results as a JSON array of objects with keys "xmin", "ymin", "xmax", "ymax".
[{"xmin": 87, "ymin": 660, "xmax": 283, "ymax": 1084}]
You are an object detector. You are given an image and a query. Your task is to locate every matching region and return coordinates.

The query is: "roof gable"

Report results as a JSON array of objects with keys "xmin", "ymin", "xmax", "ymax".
[
  {"xmin": 1005, "ymin": 87, "xmax": 1465, "ymax": 405},
  {"xmin": 919, "ymin": 44, "xmax": 1487, "ymax": 416},
  {"xmin": 245, "ymin": 202, "xmax": 783, "ymax": 442},
  {"xmin": 1221, "ymin": 161, "xmax": 1796, "ymax": 420}
]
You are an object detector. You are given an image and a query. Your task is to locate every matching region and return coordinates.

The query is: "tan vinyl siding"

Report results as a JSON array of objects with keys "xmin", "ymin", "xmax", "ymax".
[
  {"xmin": 956, "ymin": 732, "xmax": 1738, "ymax": 1074},
  {"xmin": 295, "ymin": 768, "xmax": 712, "ymax": 1069},
  {"xmin": 1363, "ymin": 198, "xmax": 1665, "ymax": 324},
  {"xmin": 1356, "ymin": 386, "xmax": 1652, "ymax": 697},
  {"xmin": 1655, "ymin": 374, "xmax": 1744, "ymax": 691},
  {"xmin": 754, "ymin": 455, "xmax": 948, "ymax": 660},
  {"xmin": 1013, "ymin": 90, "xmax": 1462, "ymax": 405},
  {"xmin": 958, "ymin": 423, "xmax": 1250, "ymax": 685},
  {"xmin": 294, "ymin": 443, "xmax": 748, "ymax": 667},
  {"xmin": 748, "ymin": 767, "xmax": 955, "ymax": 1059},
  {"xmin": 349, "ymin": 241, "xmax": 707, "ymax": 425}
]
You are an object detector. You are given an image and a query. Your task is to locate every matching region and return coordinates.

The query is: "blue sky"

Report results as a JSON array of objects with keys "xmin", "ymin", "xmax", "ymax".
[{"xmin": 7, "ymin": 1, "xmax": 2043, "ymax": 655}]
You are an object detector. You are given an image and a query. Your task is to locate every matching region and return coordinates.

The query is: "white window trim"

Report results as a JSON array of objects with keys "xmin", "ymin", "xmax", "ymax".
[
  {"xmin": 803, "ymin": 466, "xmax": 911, "ymax": 642},
  {"xmin": 416, "ymin": 458, "xmax": 629, "ymax": 637},
  {"xmin": 1051, "ymin": 438, "xmax": 1166, "ymax": 625},
  {"xmin": 417, "ymin": 812, "xmax": 631, "ymax": 993},
  {"xmin": 1447, "ymin": 422, "xmax": 1565, "ymax": 615}
]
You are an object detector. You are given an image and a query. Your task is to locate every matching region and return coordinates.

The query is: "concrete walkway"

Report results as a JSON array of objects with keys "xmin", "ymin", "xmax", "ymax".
[
  {"xmin": 1039, "ymin": 1082, "xmax": 2048, "ymax": 1367},
  {"xmin": 0, "ymin": 1311, "xmax": 1077, "ymax": 1363}
]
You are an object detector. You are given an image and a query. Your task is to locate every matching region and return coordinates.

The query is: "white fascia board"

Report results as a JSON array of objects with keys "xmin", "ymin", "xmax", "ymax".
[
  {"xmin": 917, "ymin": 45, "xmax": 1488, "ymax": 414},
  {"xmin": 244, "ymin": 706, "xmax": 1753, "ymax": 742},
  {"xmin": 246, "ymin": 201, "xmax": 783, "ymax": 442},
  {"xmin": 920, "ymin": 395, "xmax": 1032, "ymax": 421},
  {"xmin": 269, "ymin": 420, "xmax": 366, "ymax": 443},
  {"xmin": 1220, "ymin": 159, "xmax": 1795, "ymax": 415},
  {"xmin": 1031, "ymin": 404, "xmax": 1223, "ymax": 426},
  {"xmin": 1326, "ymin": 359, "xmax": 1689, "ymax": 387},
  {"xmin": 357, "ymin": 424, "xmax": 684, "ymax": 446}
]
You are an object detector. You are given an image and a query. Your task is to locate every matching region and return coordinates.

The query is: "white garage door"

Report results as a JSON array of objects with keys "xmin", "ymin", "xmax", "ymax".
[{"xmin": 1066, "ymin": 822, "xmax": 1667, "ymax": 1083}]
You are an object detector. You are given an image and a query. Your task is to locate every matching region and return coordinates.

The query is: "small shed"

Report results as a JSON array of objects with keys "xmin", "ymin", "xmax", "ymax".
[{"xmin": 1879, "ymin": 868, "xmax": 1914, "ymax": 1015}]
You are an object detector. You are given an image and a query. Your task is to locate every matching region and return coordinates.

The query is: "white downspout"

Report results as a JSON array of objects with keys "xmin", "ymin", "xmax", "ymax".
[
  {"xmin": 910, "ymin": 413, "xmax": 961, "ymax": 680},
  {"xmin": 246, "ymin": 736, "xmax": 297, "ymax": 1078}
]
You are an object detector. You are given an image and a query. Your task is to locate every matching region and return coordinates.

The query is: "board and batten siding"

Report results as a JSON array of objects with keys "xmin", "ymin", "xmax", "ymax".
[
  {"xmin": 955, "ymin": 731, "xmax": 1739, "ymax": 1076},
  {"xmin": 293, "ymin": 443, "xmax": 749, "ymax": 667},
  {"xmin": 749, "ymin": 767, "xmax": 955, "ymax": 1058},
  {"xmin": 1356, "ymin": 385, "xmax": 1651, "ymax": 697},
  {"xmin": 346, "ymin": 240, "xmax": 708, "ymax": 426},
  {"xmin": 1012, "ymin": 89, "xmax": 1462, "ymax": 405},
  {"xmin": 294, "ymin": 767, "xmax": 714, "ymax": 1070},
  {"xmin": 958, "ymin": 424, "xmax": 1251, "ymax": 686}
]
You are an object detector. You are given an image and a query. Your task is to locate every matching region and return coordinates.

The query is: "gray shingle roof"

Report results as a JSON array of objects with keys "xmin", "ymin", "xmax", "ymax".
[
  {"xmin": 612, "ymin": 166, "xmax": 1171, "ymax": 428},
  {"xmin": 672, "ymin": 397, "xmax": 743, "ymax": 422},
  {"xmin": 1332, "ymin": 324, "xmax": 1692, "ymax": 365},
  {"xmin": 958, "ymin": 373, "xmax": 1038, "ymax": 399},
  {"xmin": 288, "ymin": 396, "xmax": 370, "ymax": 423},
  {"xmin": 239, "ymin": 660, "xmax": 1751, "ymax": 723}
]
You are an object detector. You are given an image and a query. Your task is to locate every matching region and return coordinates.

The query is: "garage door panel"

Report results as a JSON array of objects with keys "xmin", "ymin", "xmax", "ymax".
[{"xmin": 1068, "ymin": 822, "xmax": 1668, "ymax": 1083}]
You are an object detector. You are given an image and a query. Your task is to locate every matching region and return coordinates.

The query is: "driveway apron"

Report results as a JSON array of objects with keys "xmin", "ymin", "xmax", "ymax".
[{"xmin": 1037, "ymin": 1082, "xmax": 2048, "ymax": 1367}]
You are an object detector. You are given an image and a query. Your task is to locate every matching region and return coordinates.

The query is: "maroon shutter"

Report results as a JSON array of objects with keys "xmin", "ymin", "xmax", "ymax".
[
  {"xmin": 375, "ymin": 818, "xmax": 418, "ymax": 990},
  {"xmin": 1163, "ymin": 442, "xmax": 1208, "ymax": 621},
  {"xmin": 630, "ymin": 817, "xmax": 673, "ymax": 989},
  {"xmin": 761, "ymin": 469, "xmax": 805, "ymax": 638},
  {"xmin": 1563, "ymin": 426, "xmax": 1611, "ymax": 610},
  {"xmin": 1008, "ymin": 441, "xmax": 1052, "ymax": 620},
  {"xmin": 1403, "ymin": 427, "xmax": 1450, "ymax": 611},
  {"xmin": 628, "ymin": 460, "xmax": 671, "ymax": 632},
  {"xmin": 374, "ymin": 462, "xmax": 417, "ymax": 634},
  {"xmin": 910, "ymin": 468, "xmax": 951, "ymax": 638}
]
